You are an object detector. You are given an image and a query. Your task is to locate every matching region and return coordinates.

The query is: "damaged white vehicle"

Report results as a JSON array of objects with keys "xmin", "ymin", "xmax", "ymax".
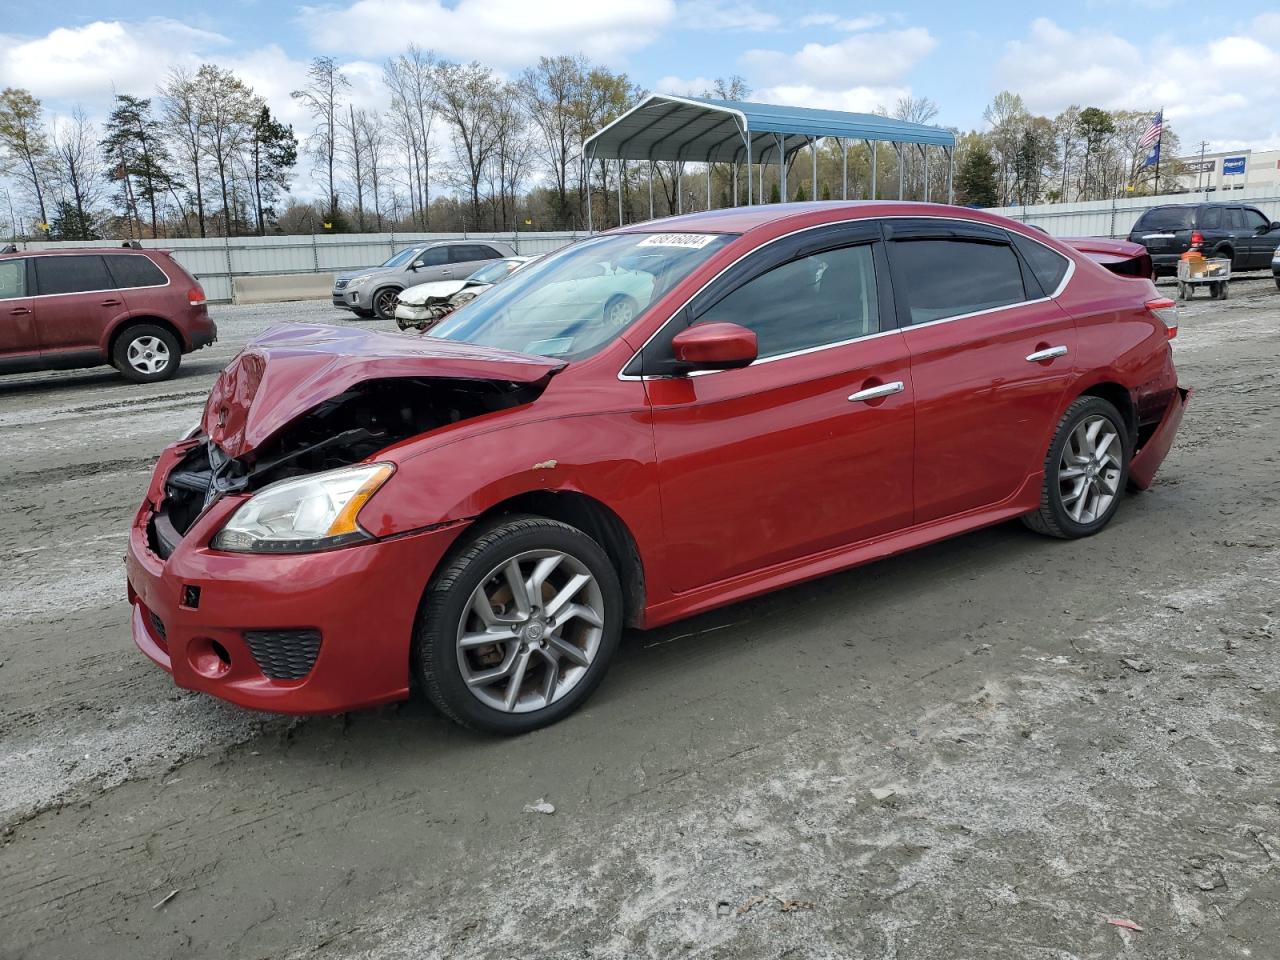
[{"xmin": 394, "ymin": 256, "xmax": 537, "ymax": 331}]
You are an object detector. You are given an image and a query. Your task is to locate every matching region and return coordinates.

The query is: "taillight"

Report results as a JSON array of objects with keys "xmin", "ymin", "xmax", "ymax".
[
  {"xmin": 1189, "ymin": 231, "xmax": 1204, "ymax": 250},
  {"xmin": 1146, "ymin": 297, "xmax": 1177, "ymax": 338},
  {"xmin": 188, "ymin": 285, "xmax": 206, "ymax": 307}
]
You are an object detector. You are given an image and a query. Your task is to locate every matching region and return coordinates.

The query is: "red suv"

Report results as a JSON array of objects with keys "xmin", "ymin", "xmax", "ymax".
[{"xmin": 0, "ymin": 247, "xmax": 216, "ymax": 382}]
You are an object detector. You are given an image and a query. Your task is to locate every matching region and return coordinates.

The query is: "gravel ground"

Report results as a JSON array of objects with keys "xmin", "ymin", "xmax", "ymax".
[{"xmin": 1, "ymin": 280, "xmax": 1278, "ymax": 960}]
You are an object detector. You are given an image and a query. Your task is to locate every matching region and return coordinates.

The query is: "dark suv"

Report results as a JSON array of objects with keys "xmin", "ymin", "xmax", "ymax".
[
  {"xmin": 1128, "ymin": 203, "xmax": 1280, "ymax": 276},
  {"xmin": 0, "ymin": 248, "xmax": 216, "ymax": 383}
]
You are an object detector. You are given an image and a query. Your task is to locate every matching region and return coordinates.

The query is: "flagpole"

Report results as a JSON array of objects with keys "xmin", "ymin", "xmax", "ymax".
[{"xmin": 1154, "ymin": 107, "xmax": 1162, "ymax": 194}]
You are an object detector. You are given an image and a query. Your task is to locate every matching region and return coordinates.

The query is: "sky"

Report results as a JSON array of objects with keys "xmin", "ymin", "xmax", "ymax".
[{"xmin": 3, "ymin": 0, "xmax": 1279, "ymax": 179}]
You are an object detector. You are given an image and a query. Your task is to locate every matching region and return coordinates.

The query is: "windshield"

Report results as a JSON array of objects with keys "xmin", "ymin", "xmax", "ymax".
[
  {"xmin": 467, "ymin": 260, "xmax": 520, "ymax": 284},
  {"xmin": 380, "ymin": 247, "xmax": 423, "ymax": 268},
  {"xmin": 428, "ymin": 233, "xmax": 734, "ymax": 360}
]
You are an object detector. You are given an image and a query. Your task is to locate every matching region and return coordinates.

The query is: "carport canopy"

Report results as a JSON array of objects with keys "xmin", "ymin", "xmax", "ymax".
[{"xmin": 582, "ymin": 94, "xmax": 958, "ymax": 227}]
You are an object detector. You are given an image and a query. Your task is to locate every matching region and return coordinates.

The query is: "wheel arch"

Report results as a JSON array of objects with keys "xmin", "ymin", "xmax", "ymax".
[
  {"xmin": 1076, "ymin": 381, "xmax": 1137, "ymax": 446},
  {"xmin": 461, "ymin": 490, "xmax": 646, "ymax": 628},
  {"xmin": 106, "ymin": 315, "xmax": 186, "ymax": 359}
]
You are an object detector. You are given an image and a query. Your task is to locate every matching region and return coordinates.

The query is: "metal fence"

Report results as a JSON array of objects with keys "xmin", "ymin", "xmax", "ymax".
[
  {"xmin": 988, "ymin": 187, "xmax": 1280, "ymax": 238},
  {"xmin": 11, "ymin": 231, "xmax": 589, "ymax": 302}
]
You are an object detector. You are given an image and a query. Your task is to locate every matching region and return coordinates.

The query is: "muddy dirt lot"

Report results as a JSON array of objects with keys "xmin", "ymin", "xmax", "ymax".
[{"xmin": 2, "ymin": 280, "xmax": 1278, "ymax": 960}]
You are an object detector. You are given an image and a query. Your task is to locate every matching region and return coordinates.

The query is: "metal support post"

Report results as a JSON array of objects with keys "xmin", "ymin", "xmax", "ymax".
[
  {"xmin": 648, "ymin": 161, "xmax": 654, "ymax": 220},
  {"xmin": 841, "ymin": 139, "xmax": 848, "ymax": 199},
  {"xmin": 870, "ymin": 141, "xmax": 878, "ymax": 199}
]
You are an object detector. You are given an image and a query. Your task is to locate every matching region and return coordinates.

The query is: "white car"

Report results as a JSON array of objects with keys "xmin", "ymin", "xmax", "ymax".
[{"xmin": 394, "ymin": 256, "xmax": 537, "ymax": 330}]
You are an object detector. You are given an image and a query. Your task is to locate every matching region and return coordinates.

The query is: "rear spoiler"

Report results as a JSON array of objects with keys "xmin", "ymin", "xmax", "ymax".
[{"xmin": 1058, "ymin": 236, "xmax": 1153, "ymax": 280}]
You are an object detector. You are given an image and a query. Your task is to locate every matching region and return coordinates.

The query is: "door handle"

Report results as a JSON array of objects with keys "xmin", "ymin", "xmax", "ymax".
[
  {"xmin": 848, "ymin": 381, "xmax": 905, "ymax": 403},
  {"xmin": 1026, "ymin": 345, "xmax": 1068, "ymax": 362},
  {"xmin": 9, "ymin": 306, "xmax": 31, "ymax": 316},
  {"xmin": 100, "ymin": 298, "xmax": 121, "ymax": 306}
]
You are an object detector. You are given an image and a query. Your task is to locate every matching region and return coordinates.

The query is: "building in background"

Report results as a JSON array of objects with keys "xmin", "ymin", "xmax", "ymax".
[{"xmin": 1170, "ymin": 148, "xmax": 1280, "ymax": 194}]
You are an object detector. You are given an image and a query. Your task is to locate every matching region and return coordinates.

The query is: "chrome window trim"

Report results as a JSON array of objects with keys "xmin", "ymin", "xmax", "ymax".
[
  {"xmin": 25, "ymin": 253, "xmax": 173, "ymax": 300},
  {"xmin": 616, "ymin": 214, "xmax": 1075, "ymax": 381}
]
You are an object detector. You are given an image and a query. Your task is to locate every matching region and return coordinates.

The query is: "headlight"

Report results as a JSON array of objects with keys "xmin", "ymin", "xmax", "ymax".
[
  {"xmin": 211, "ymin": 462, "xmax": 394, "ymax": 553},
  {"xmin": 346, "ymin": 274, "xmax": 372, "ymax": 286},
  {"xmin": 180, "ymin": 419, "xmax": 203, "ymax": 441},
  {"xmin": 453, "ymin": 291, "xmax": 478, "ymax": 304}
]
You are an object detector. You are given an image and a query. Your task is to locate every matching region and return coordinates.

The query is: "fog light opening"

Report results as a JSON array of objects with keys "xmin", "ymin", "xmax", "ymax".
[{"xmin": 188, "ymin": 636, "xmax": 232, "ymax": 679}]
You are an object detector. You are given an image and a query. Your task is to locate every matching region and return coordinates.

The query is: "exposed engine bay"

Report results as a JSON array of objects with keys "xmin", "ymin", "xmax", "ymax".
[{"xmin": 154, "ymin": 376, "xmax": 544, "ymax": 553}]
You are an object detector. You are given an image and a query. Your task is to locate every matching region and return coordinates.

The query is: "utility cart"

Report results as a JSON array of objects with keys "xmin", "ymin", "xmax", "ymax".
[{"xmin": 1176, "ymin": 257, "xmax": 1230, "ymax": 300}]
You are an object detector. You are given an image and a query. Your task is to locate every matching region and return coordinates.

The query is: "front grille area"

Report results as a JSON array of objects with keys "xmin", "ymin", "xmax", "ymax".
[{"xmin": 243, "ymin": 630, "xmax": 322, "ymax": 680}]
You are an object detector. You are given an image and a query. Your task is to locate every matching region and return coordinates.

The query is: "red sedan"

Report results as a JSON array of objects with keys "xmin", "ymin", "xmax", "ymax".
[{"xmin": 126, "ymin": 202, "xmax": 1189, "ymax": 734}]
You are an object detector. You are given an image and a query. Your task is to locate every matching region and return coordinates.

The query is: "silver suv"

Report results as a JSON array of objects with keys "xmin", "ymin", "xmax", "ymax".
[{"xmin": 331, "ymin": 240, "xmax": 516, "ymax": 320}]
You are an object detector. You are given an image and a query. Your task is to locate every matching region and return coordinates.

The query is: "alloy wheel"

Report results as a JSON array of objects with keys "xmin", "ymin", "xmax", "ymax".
[
  {"xmin": 126, "ymin": 336, "xmax": 171, "ymax": 376},
  {"xmin": 1058, "ymin": 414, "xmax": 1121, "ymax": 524},
  {"xmin": 374, "ymin": 289, "xmax": 397, "ymax": 319},
  {"xmin": 456, "ymin": 549, "xmax": 605, "ymax": 713},
  {"xmin": 606, "ymin": 298, "xmax": 635, "ymax": 325}
]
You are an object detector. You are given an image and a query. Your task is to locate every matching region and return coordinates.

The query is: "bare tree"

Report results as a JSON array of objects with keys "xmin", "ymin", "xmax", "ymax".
[
  {"xmin": 356, "ymin": 109, "xmax": 387, "ymax": 230},
  {"xmin": 160, "ymin": 68, "xmax": 209, "ymax": 236},
  {"xmin": 383, "ymin": 45, "xmax": 437, "ymax": 228},
  {"xmin": 194, "ymin": 65, "xmax": 257, "ymax": 236},
  {"xmin": 519, "ymin": 55, "xmax": 586, "ymax": 228},
  {"xmin": 47, "ymin": 109, "xmax": 106, "ymax": 238},
  {"xmin": 0, "ymin": 87, "xmax": 53, "ymax": 230},
  {"xmin": 292, "ymin": 57, "xmax": 350, "ymax": 222},
  {"xmin": 433, "ymin": 60, "xmax": 502, "ymax": 227}
]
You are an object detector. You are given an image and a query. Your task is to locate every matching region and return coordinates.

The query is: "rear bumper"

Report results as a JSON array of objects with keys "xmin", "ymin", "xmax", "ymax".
[
  {"xmin": 190, "ymin": 321, "xmax": 217, "ymax": 351},
  {"xmin": 1129, "ymin": 386, "xmax": 1191, "ymax": 490},
  {"xmin": 125, "ymin": 461, "xmax": 466, "ymax": 714},
  {"xmin": 1150, "ymin": 253, "xmax": 1181, "ymax": 275}
]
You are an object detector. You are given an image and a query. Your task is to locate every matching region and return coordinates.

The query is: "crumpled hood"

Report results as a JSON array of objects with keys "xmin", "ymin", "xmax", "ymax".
[
  {"xmin": 202, "ymin": 323, "xmax": 564, "ymax": 459},
  {"xmin": 397, "ymin": 278, "xmax": 472, "ymax": 304}
]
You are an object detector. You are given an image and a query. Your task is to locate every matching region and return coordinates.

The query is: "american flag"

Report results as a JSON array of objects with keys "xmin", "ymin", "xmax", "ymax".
[{"xmin": 1139, "ymin": 111, "xmax": 1164, "ymax": 148}]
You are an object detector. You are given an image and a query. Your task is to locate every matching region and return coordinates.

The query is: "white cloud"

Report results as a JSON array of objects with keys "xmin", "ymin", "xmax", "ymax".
[
  {"xmin": 0, "ymin": 19, "xmax": 231, "ymax": 103},
  {"xmin": 742, "ymin": 26, "xmax": 937, "ymax": 89},
  {"xmin": 797, "ymin": 13, "xmax": 885, "ymax": 31},
  {"xmin": 677, "ymin": 0, "xmax": 781, "ymax": 32},
  {"xmin": 997, "ymin": 16, "xmax": 1280, "ymax": 151},
  {"xmin": 655, "ymin": 75, "xmax": 720, "ymax": 97},
  {"xmin": 752, "ymin": 83, "xmax": 909, "ymax": 114},
  {"xmin": 300, "ymin": 0, "xmax": 675, "ymax": 64}
]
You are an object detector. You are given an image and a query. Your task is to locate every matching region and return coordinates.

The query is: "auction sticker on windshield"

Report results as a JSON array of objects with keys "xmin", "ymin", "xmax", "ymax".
[{"xmin": 637, "ymin": 233, "xmax": 719, "ymax": 249}]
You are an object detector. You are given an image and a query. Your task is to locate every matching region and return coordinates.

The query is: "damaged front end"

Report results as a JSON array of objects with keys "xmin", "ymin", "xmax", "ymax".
[{"xmin": 148, "ymin": 324, "xmax": 563, "ymax": 559}]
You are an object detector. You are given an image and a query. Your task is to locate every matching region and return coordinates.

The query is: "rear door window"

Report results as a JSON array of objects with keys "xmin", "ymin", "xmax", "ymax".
[
  {"xmin": 1225, "ymin": 208, "xmax": 1248, "ymax": 230},
  {"xmin": 1137, "ymin": 208, "xmax": 1195, "ymax": 231},
  {"xmin": 1009, "ymin": 233, "xmax": 1070, "ymax": 296},
  {"xmin": 0, "ymin": 259, "xmax": 27, "ymax": 299},
  {"xmin": 34, "ymin": 255, "xmax": 114, "ymax": 296},
  {"xmin": 449, "ymin": 244, "xmax": 495, "ymax": 263},
  {"xmin": 695, "ymin": 243, "xmax": 880, "ymax": 359},
  {"xmin": 1197, "ymin": 207, "xmax": 1222, "ymax": 229},
  {"xmin": 105, "ymin": 255, "xmax": 168, "ymax": 289},
  {"xmin": 890, "ymin": 239, "xmax": 1027, "ymax": 324}
]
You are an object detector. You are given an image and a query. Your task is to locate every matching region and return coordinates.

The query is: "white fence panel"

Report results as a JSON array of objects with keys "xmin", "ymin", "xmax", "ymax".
[
  {"xmin": 988, "ymin": 187, "xmax": 1280, "ymax": 238},
  {"xmin": 13, "ymin": 231, "xmax": 588, "ymax": 302}
]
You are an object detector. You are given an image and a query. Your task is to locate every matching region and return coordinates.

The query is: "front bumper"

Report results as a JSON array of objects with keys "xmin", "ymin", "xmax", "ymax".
[
  {"xmin": 331, "ymin": 287, "xmax": 363, "ymax": 311},
  {"xmin": 125, "ymin": 449, "xmax": 466, "ymax": 714},
  {"xmin": 1129, "ymin": 386, "xmax": 1191, "ymax": 490}
]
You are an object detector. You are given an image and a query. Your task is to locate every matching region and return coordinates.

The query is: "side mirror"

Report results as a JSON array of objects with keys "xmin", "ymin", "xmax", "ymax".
[
  {"xmin": 671, "ymin": 322, "xmax": 757, "ymax": 372},
  {"xmin": 1270, "ymin": 221, "xmax": 1280, "ymax": 232},
  {"xmin": 409, "ymin": 260, "xmax": 423, "ymax": 271}
]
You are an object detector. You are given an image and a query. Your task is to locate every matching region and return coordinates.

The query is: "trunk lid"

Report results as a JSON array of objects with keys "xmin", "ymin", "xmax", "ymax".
[
  {"xmin": 202, "ymin": 323, "xmax": 564, "ymax": 458},
  {"xmin": 1061, "ymin": 237, "xmax": 1154, "ymax": 279}
]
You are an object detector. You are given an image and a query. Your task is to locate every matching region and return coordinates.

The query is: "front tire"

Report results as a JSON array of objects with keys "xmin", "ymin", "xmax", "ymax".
[
  {"xmin": 1023, "ymin": 397, "xmax": 1130, "ymax": 539},
  {"xmin": 372, "ymin": 287, "xmax": 399, "ymax": 321},
  {"xmin": 112, "ymin": 323, "xmax": 181, "ymax": 383},
  {"xmin": 415, "ymin": 516, "xmax": 623, "ymax": 734}
]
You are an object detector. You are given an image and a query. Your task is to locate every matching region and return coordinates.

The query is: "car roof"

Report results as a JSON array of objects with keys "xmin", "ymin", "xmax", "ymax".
[
  {"xmin": 610, "ymin": 200, "xmax": 1054, "ymax": 237},
  {"xmin": 0, "ymin": 246, "xmax": 167, "ymax": 260}
]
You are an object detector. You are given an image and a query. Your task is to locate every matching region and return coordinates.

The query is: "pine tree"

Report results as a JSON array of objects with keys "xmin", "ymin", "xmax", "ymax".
[
  {"xmin": 955, "ymin": 143, "xmax": 999, "ymax": 207},
  {"xmin": 793, "ymin": 183, "xmax": 808, "ymax": 202},
  {"xmin": 769, "ymin": 182, "xmax": 781, "ymax": 204},
  {"xmin": 249, "ymin": 105, "xmax": 297, "ymax": 235},
  {"xmin": 101, "ymin": 94, "xmax": 176, "ymax": 238}
]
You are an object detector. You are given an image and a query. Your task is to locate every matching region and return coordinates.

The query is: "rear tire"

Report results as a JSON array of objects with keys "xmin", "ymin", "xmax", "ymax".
[
  {"xmin": 112, "ymin": 323, "xmax": 181, "ymax": 383},
  {"xmin": 415, "ymin": 516, "xmax": 623, "ymax": 735},
  {"xmin": 1023, "ymin": 397, "xmax": 1130, "ymax": 540}
]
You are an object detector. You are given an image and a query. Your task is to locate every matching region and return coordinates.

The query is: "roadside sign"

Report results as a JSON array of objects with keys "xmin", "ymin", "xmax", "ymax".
[{"xmin": 1222, "ymin": 156, "xmax": 1247, "ymax": 175}]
